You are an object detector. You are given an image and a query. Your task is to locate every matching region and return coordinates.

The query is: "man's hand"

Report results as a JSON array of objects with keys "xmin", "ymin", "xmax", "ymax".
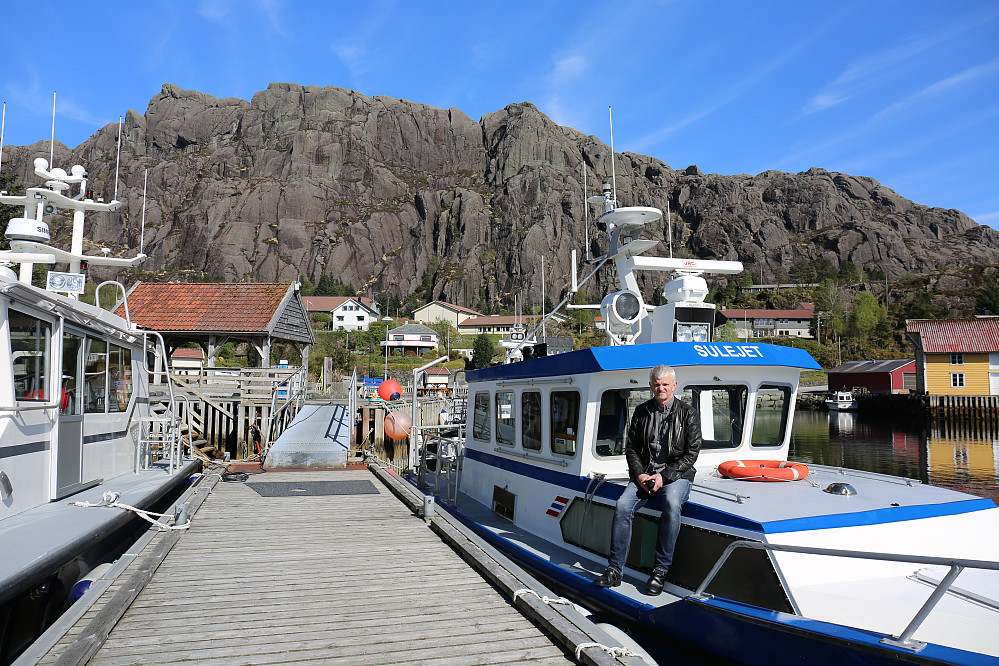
[{"xmin": 637, "ymin": 473, "xmax": 663, "ymax": 493}]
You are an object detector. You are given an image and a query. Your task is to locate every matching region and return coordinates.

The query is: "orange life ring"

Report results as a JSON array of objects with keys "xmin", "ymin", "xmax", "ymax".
[{"xmin": 718, "ymin": 459, "xmax": 809, "ymax": 482}]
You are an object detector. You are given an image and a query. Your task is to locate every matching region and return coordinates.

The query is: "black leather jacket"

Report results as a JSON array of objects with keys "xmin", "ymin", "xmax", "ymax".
[{"xmin": 625, "ymin": 397, "xmax": 702, "ymax": 485}]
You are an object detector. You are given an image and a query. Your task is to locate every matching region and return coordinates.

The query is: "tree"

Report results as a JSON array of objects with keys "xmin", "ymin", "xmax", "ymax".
[
  {"xmin": 976, "ymin": 274, "xmax": 999, "ymax": 315},
  {"xmin": 849, "ymin": 291, "xmax": 886, "ymax": 350},
  {"xmin": 714, "ymin": 322, "xmax": 740, "ymax": 342},
  {"xmin": 470, "ymin": 333, "xmax": 495, "ymax": 369},
  {"xmin": 428, "ymin": 318, "xmax": 454, "ymax": 358}
]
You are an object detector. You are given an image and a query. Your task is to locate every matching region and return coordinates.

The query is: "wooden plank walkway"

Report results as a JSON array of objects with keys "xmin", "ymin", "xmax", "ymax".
[{"xmin": 39, "ymin": 469, "xmax": 577, "ymax": 665}]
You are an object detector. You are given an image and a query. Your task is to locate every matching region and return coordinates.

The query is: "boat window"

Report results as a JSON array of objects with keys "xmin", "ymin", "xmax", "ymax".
[
  {"xmin": 85, "ymin": 338, "xmax": 108, "ymax": 413},
  {"xmin": 596, "ymin": 388, "xmax": 649, "ymax": 457},
  {"xmin": 680, "ymin": 385, "xmax": 747, "ymax": 450},
  {"xmin": 495, "ymin": 391, "xmax": 515, "ymax": 446},
  {"xmin": 108, "ymin": 345, "xmax": 132, "ymax": 412},
  {"xmin": 550, "ymin": 391, "xmax": 580, "ymax": 456},
  {"xmin": 10, "ymin": 310, "xmax": 51, "ymax": 401},
  {"xmin": 522, "ymin": 391, "xmax": 542, "ymax": 451},
  {"xmin": 62, "ymin": 332, "xmax": 84, "ymax": 415},
  {"xmin": 751, "ymin": 384, "xmax": 791, "ymax": 448},
  {"xmin": 472, "ymin": 391, "xmax": 491, "ymax": 441}
]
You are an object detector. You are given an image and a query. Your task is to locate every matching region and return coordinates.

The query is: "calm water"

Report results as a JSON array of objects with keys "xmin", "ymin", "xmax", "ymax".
[{"xmin": 789, "ymin": 410, "xmax": 999, "ymax": 504}]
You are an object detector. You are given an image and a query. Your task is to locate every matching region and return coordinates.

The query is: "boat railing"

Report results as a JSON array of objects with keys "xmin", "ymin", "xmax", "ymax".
[
  {"xmin": 691, "ymin": 539, "xmax": 999, "ymax": 652},
  {"xmin": 96, "ymin": 280, "xmax": 131, "ymax": 329},
  {"xmin": 415, "ymin": 423, "xmax": 464, "ymax": 506}
]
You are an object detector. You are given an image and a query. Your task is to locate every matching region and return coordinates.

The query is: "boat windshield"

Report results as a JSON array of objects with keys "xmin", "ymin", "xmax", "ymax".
[{"xmin": 595, "ymin": 387, "xmax": 649, "ymax": 457}]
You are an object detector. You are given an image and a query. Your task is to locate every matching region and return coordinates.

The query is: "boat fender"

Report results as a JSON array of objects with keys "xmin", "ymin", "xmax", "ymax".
[
  {"xmin": 68, "ymin": 562, "xmax": 113, "ymax": 605},
  {"xmin": 187, "ymin": 472, "xmax": 202, "ymax": 486},
  {"xmin": 717, "ymin": 459, "xmax": 809, "ymax": 482}
]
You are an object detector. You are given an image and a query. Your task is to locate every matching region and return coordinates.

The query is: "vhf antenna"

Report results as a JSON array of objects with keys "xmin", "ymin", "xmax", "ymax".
[
  {"xmin": 608, "ymin": 105, "xmax": 617, "ymax": 205},
  {"xmin": 583, "ymin": 160, "xmax": 590, "ymax": 261},
  {"xmin": 140, "ymin": 168, "xmax": 148, "ymax": 253},
  {"xmin": 114, "ymin": 116, "xmax": 122, "ymax": 201},
  {"xmin": 0, "ymin": 102, "xmax": 5, "ymax": 185},
  {"xmin": 50, "ymin": 91, "xmax": 56, "ymax": 167}
]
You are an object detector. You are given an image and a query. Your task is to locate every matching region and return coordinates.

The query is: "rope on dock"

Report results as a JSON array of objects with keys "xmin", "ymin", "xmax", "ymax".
[
  {"xmin": 513, "ymin": 588, "xmax": 589, "ymax": 615},
  {"xmin": 71, "ymin": 491, "xmax": 190, "ymax": 531},
  {"xmin": 574, "ymin": 642, "xmax": 644, "ymax": 661}
]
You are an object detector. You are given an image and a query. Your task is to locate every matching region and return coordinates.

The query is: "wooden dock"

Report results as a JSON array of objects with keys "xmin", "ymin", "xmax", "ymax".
[{"xmin": 28, "ymin": 468, "xmax": 641, "ymax": 666}]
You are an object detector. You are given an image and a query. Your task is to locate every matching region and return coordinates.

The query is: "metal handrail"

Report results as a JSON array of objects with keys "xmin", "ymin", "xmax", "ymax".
[
  {"xmin": 138, "ymin": 331, "xmax": 180, "ymax": 472},
  {"xmin": 691, "ymin": 539, "xmax": 999, "ymax": 651},
  {"xmin": 95, "ymin": 280, "xmax": 131, "ymax": 328},
  {"xmin": 262, "ymin": 365, "xmax": 308, "ymax": 454}
]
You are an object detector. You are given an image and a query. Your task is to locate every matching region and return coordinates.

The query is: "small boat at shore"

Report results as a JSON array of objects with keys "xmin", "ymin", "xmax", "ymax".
[
  {"xmin": 412, "ymin": 188, "xmax": 999, "ymax": 664},
  {"xmin": 0, "ymin": 145, "xmax": 198, "ymax": 663},
  {"xmin": 825, "ymin": 389, "xmax": 858, "ymax": 411}
]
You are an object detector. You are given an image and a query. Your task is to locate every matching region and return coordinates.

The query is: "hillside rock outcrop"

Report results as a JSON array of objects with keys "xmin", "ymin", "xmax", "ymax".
[{"xmin": 3, "ymin": 82, "xmax": 997, "ymax": 310}]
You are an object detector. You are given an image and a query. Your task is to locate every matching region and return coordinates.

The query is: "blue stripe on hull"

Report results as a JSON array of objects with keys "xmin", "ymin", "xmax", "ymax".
[
  {"xmin": 444, "ymin": 500, "xmax": 990, "ymax": 666},
  {"xmin": 464, "ymin": 448, "xmax": 997, "ymax": 533}
]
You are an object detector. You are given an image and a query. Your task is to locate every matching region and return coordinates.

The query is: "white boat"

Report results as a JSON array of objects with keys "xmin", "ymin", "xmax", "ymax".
[
  {"xmin": 412, "ymin": 189, "xmax": 999, "ymax": 664},
  {"xmin": 825, "ymin": 390, "xmax": 858, "ymax": 411},
  {"xmin": 0, "ymin": 152, "xmax": 198, "ymax": 663}
]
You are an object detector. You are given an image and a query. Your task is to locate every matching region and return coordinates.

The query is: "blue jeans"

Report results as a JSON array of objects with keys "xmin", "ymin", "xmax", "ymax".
[{"xmin": 607, "ymin": 478, "xmax": 692, "ymax": 573}]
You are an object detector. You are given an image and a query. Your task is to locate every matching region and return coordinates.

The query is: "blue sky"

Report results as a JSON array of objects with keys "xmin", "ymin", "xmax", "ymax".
[{"xmin": 3, "ymin": 1, "xmax": 998, "ymax": 228}]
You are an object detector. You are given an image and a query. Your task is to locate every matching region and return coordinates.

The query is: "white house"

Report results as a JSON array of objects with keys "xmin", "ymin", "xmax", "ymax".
[
  {"xmin": 457, "ymin": 313, "xmax": 570, "ymax": 335},
  {"xmin": 382, "ymin": 323, "xmax": 439, "ymax": 356},
  {"xmin": 413, "ymin": 300, "xmax": 483, "ymax": 328},
  {"xmin": 719, "ymin": 303, "xmax": 814, "ymax": 339},
  {"xmin": 170, "ymin": 347, "xmax": 205, "ymax": 376},
  {"xmin": 303, "ymin": 296, "xmax": 380, "ymax": 331}
]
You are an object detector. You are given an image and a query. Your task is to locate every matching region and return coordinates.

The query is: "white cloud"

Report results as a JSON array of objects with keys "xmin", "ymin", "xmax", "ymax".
[{"xmin": 198, "ymin": 0, "xmax": 232, "ymax": 21}]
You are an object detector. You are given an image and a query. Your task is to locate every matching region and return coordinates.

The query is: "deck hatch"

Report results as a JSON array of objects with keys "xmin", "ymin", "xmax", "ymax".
[{"xmin": 247, "ymin": 480, "xmax": 379, "ymax": 497}]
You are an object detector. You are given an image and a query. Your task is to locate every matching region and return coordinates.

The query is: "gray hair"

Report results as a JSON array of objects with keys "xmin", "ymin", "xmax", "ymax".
[{"xmin": 649, "ymin": 364, "xmax": 675, "ymax": 383}]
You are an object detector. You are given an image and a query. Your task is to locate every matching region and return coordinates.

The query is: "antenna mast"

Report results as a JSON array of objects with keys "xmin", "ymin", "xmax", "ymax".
[
  {"xmin": 608, "ymin": 106, "xmax": 616, "ymax": 204},
  {"xmin": 0, "ymin": 102, "xmax": 5, "ymax": 184},
  {"xmin": 667, "ymin": 198, "xmax": 673, "ymax": 258},
  {"xmin": 114, "ymin": 116, "xmax": 122, "ymax": 201},
  {"xmin": 583, "ymin": 160, "xmax": 590, "ymax": 261},
  {"xmin": 50, "ymin": 91, "xmax": 56, "ymax": 167},
  {"xmin": 140, "ymin": 168, "xmax": 148, "ymax": 253}
]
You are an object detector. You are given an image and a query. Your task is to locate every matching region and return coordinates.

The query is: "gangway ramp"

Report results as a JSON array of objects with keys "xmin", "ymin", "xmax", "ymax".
[{"xmin": 263, "ymin": 403, "xmax": 353, "ymax": 469}]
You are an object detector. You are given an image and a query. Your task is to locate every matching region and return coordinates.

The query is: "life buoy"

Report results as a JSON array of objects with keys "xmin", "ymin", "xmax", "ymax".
[{"xmin": 718, "ymin": 459, "xmax": 809, "ymax": 482}]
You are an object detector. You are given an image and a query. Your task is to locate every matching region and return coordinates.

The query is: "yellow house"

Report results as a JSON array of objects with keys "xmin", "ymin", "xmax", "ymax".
[{"xmin": 906, "ymin": 318, "xmax": 999, "ymax": 395}]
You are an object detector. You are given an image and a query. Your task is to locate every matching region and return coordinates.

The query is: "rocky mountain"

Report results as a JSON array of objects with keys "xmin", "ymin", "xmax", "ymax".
[{"xmin": 3, "ymin": 82, "xmax": 998, "ymax": 312}]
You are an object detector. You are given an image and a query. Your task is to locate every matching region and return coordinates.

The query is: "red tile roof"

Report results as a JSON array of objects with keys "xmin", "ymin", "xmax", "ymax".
[
  {"xmin": 171, "ymin": 347, "xmax": 205, "ymax": 359},
  {"xmin": 119, "ymin": 283, "xmax": 293, "ymax": 333},
  {"xmin": 906, "ymin": 318, "xmax": 999, "ymax": 353},
  {"xmin": 460, "ymin": 315, "xmax": 546, "ymax": 327}
]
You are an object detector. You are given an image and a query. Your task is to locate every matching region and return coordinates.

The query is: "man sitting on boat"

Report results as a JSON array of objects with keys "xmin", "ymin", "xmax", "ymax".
[{"xmin": 595, "ymin": 364, "xmax": 703, "ymax": 595}]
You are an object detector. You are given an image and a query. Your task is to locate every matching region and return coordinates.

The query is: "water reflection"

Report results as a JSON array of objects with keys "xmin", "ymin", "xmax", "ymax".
[{"xmin": 789, "ymin": 411, "xmax": 999, "ymax": 504}]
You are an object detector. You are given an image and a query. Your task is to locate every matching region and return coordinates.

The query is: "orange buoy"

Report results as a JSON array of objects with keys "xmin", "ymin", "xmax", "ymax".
[
  {"xmin": 378, "ymin": 379, "xmax": 403, "ymax": 401},
  {"xmin": 384, "ymin": 409, "xmax": 412, "ymax": 440},
  {"xmin": 718, "ymin": 459, "xmax": 809, "ymax": 482}
]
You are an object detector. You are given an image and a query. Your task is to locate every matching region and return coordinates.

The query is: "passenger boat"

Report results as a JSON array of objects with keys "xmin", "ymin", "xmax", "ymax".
[
  {"xmin": 413, "ymin": 191, "xmax": 999, "ymax": 664},
  {"xmin": 824, "ymin": 389, "xmax": 858, "ymax": 411},
  {"xmin": 0, "ymin": 151, "xmax": 198, "ymax": 663}
]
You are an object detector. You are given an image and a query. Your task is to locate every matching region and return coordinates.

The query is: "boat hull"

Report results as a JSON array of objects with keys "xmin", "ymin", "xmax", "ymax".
[{"xmin": 437, "ymin": 497, "xmax": 994, "ymax": 666}]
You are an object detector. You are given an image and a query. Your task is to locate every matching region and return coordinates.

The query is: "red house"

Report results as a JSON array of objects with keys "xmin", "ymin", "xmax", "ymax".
[{"xmin": 827, "ymin": 359, "xmax": 917, "ymax": 394}]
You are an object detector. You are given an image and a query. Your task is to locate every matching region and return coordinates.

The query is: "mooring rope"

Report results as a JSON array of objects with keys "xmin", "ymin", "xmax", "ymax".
[
  {"xmin": 513, "ymin": 587, "xmax": 590, "ymax": 615},
  {"xmin": 574, "ymin": 641, "xmax": 643, "ymax": 661},
  {"xmin": 71, "ymin": 491, "xmax": 190, "ymax": 531}
]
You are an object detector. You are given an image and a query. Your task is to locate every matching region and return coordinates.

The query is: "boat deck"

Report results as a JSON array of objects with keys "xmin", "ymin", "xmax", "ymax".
[{"xmin": 25, "ymin": 468, "xmax": 641, "ymax": 666}]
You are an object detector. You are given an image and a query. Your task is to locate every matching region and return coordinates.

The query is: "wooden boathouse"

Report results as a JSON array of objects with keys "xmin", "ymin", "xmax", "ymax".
[{"xmin": 116, "ymin": 282, "xmax": 315, "ymax": 458}]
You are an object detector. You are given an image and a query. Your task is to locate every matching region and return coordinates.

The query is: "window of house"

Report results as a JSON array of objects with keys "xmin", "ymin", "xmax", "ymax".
[
  {"xmin": 421, "ymin": 335, "xmax": 431, "ymax": 342},
  {"xmin": 357, "ymin": 316, "xmax": 364, "ymax": 322},
  {"xmin": 522, "ymin": 392, "xmax": 542, "ymax": 451},
  {"xmin": 951, "ymin": 353, "xmax": 964, "ymax": 365},
  {"xmin": 10, "ymin": 310, "xmax": 51, "ymax": 402},
  {"xmin": 337, "ymin": 315, "xmax": 344, "ymax": 321},
  {"xmin": 495, "ymin": 391, "xmax": 515, "ymax": 446},
  {"xmin": 951, "ymin": 373, "xmax": 965, "ymax": 388},
  {"xmin": 472, "ymin": 391, "xmax": 491, "ymax": 441},
  {"xmin": 551, "ymin": 391, "xmax": 580, "ymax": 456}
]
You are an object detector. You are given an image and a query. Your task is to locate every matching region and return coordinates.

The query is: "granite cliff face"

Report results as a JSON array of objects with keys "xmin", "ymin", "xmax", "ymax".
[{"xmin": 3, "ymin": 82, "xmax": 997, "ymax": 310}]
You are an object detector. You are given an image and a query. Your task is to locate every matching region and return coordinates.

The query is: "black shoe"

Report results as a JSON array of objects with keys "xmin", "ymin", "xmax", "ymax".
[
  {"xmin": 645, "ymin": 568, "xmax": 667, "ymax": 596},
  {"xmin": 595, "ymin": 567, "xmax": 622, "ymax": 588}
]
